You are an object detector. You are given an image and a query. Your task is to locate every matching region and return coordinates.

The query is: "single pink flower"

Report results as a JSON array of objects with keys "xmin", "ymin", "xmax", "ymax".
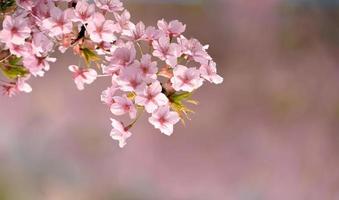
[
  {"xmin": 110, "ymin": 95, "xmax": 137, "ymax": 119},
  {"xmin": 95, "ymin": 0, "xmax": 123, "ymax": 13},
  {"xmin": 8, "ymin": 42, "xmax": 31, "ymax": 57},
  {"xmin": 32, "ymin": 32, "xmax": 54, "ymax": 56},
  {"xmin": 122, "ymin": 21, "xmax": 146, "ymax": 41},
  {"xmin": 101, "ymin": 84, "xmax": 119, "ymax": 105},
  {"xmin": 157, "ymin": 19, "xmax": 186, "ymax": 37},
  {"xmin": 177, "ymin": 36, "xmax": 211, "ymax": 64},
  {"xmin": 105, "ymin": 42, "xmax": 136, "ymax": 73},
  {"xmin": 72, "ymin": 0, "xmax": 95, "ymax": 23},
  {"xmin": 152, "ymin": 36, "xmax": 181, "ymax": 67},
  {"xmin": 171, "ymin": 65, "xmax": 203, "ymax": 92},
  {"xmin": 199, "ymin": 61, "xmax": 223, "ymax": 84},
  {"xmin": 144, "ymin": 26, "xmax": 163, "ymax": 42},
  {"xmin": 110, "ymin": 118, "xmax": 132, "ymax": 148},
  {"xmin": 68, "ymin": 65, "xmax": 97, "ymax": 90},
  {"xmin": 148, "ymin": 106, "xmax": 180, "ymax": 136},
  {"xmin": 137, "ymin": 54, "xmax": 158, "ymax": 82},
  {"xmin": 87, "ymin": 12, "xmax": 117, "ymax": 43},
  {"xmin": 42, "ymin": 7, "xmax": 74, "ymax": 37},
  {"xmin": 23, "ymin": 55, "xmax": 56, "ymax": 77},
  {"xmin": 114, "ymin": 10, "xmax": 134, "ymax": 32},
  {"xmin": 116, "ymin": 63, "xmax": 146, "ymax": 92},
  {"xmin": 16, "ymin": 76, "xmax": 32, "ymax": 93},
  {"xmin": 135, "ymin": 81, "xmax": 169, "ymax": 113},
  {"xmin": 0, "ymin": 15, "xmax": 31, "ymax": 45}
]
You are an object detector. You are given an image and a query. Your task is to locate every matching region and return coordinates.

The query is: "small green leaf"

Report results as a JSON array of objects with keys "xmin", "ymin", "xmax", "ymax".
[
  {"xmin": 0, "ymin": 63, "xmax": 28, "ymax": 79},
  {"xmin": 170, "ymin": 92, "xmax": 192, "ymax": 103},
  {"xmin": 81, "ymin": 48, "xmax": 101, "ymax": 66}
]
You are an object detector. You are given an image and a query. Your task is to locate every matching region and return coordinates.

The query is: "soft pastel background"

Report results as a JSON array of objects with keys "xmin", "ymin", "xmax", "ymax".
[{"xmin": 1, "ymin": 0, "xmax": 339, "ymax": 199}]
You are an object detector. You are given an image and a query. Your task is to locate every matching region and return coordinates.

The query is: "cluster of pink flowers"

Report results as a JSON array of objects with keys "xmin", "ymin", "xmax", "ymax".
[{"xmin": 0, "ymin": 0, "xmax": 223, "ymax": 147}]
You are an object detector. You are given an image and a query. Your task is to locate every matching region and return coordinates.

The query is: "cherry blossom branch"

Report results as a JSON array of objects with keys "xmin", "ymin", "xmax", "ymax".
[{"xmin": 0, "ymin": 0, "xmax": 223, "ymax": 148}]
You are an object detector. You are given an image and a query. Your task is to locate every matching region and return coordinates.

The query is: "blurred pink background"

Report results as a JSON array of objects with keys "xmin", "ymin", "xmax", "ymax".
[{"xmin": 1, "ymin": 0, "xmax": 339, "ymax": 199}]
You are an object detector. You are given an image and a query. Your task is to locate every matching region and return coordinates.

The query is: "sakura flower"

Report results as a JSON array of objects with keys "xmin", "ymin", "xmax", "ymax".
[
  {"xmin": 135, "ymin": 81, "xmax": 169, "ymax": 113},
  {"xmin": 42, "ymin": 7, "xmax": 74, "ymax": 37},
  {"xmin": 3, "ymin": 76, "xmax": 33, "ymax": 97},
  {"xmin": 16, "ymin": 76, "xmax": 32, "ymax": 93},
  {"xmin": 178, "ymin": 36, "xmax": 212, "ymax": 64},
  {"xmin": 148, "ymin": 106, "xmax": 180, "ymax": 136},
  {"xmin": 145, "ymin": 26, "xmax": 163, "ymax": 42},
  {"xmin": 101, "ymin": 84, "xmax": 119, "ymax": 105},
  {"xmin": 122, "ymin": 22, "xmax": 146, "ymax": 41},
  {"xmin": 114, "ymin": 10, "xmax": 134, "ymax": 32},
  {"xmin": 23, "ymin": 55, "xmax": 56, "ymax": 77},
  {"xmin": 0, "ymin": 15, "xmax": 31, "ymax": 45},
  {"xmin": 152, "ymin": 36, "xmax": 181, "ymax": 67},
  {"xmin": 137, "ymin": 54, "xmax": 158, "ymax": 82},
  {"xmin": 32, "ymin": 32, "xmax": 54, "ymax": 56},
  {"xmin": 68, "ymin": 65, "xmax": 97, "ymax": 90},
  {"xmin": 157, "ymin": 19, "xmax": 186, "ymax": 37},
  {"xmin": 2, "ymin": 84, "xmax": 17, "ymax": 97},
  {"xmin": 95, "ymin": 0, "xmax": 123, "ymax": 13},
  {"xmin": 116, "ymin": 63, "xmax": 146, "ymax": 92},
  {"xmin": 72, "ymin": 0, "xmax": 95, "ymax": 23},
  {"xmin": 8, "ymin": 42, "xmax": 31, "ymax": 57},
  {"xmin": 199, "ymin": 61, "xmax": 223, "ymax": 84},
  {"xmin": 105, "ymin": 42, "xmax": 136, "ymax": 73},
  {"xmin": 110, "ymin": 95, "xmax": 137, "ymax": 119},
  {"xmin": 110, "ymin": 118, "xmax": 132, "ymax": 148},
  {"xmin": 86, "ymin": 13, "xmax": 117, "ymax": 43},
  {"xmin": 171, "ymin": 65, "xmax": 203, "ymax": 92}
]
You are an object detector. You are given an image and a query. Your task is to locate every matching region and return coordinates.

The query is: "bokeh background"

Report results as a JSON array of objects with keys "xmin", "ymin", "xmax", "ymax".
[{"xmin": 1, "ymin": 0, "xmax": 339, "ymax": 199}]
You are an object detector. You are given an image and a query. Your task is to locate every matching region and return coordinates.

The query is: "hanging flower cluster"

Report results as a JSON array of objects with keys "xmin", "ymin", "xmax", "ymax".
[{"xmin": 0, "ymin": 0, "xmax": 223, "ymax": 148}]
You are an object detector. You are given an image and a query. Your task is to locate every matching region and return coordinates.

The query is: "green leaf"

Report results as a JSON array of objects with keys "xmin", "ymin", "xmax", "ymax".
[
  {"xmin": 81, "ymin": 48, "xmax": 101, "ymax": 66},
  {"xmin": 0, "ymin": 63, "xmax": 28, "ymax": 79},
  {"xmin": 170, "ymin": 92, "xmax": 192, "ymax": 103},
  {"xmin": 8, "ymin": 56, "xmax": 22, "ymax": 66}
]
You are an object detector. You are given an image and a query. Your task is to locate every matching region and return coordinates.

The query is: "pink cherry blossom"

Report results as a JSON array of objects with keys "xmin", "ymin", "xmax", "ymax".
[
  {"xmin": 2, "ymin": 76, "xmax": 33, "ymax": 97},
  {"xmin": 178, "ymin": 36, "xmax": 212, "ymax": 64},
  {"xmin": 148, "ymin": 106, "xmax": 180, "ymax": 136},
  {"xmin": 32, "ymin": 32, "xmax": 54, "ymax": 56},
  {"xmin": 87, "ymin": 12, "xmax": 117, "ymax": 43},
  {"xmin": 152, "ymin": 36, "xmax": 181, "ymax": 67},
  {"xmin": 0, "ymin": 0, "xmax": 222, "ymax": 147},
  {"xmin": 122, "ymin": 21, "xmax": 146, "ymax": 41},
  {"xmin": 135, "ymin": 81, "xmax": 169, "ymax": 113},
  {"xmin": 200, "ymin": 61, "xmax": 223, "ymax": 84},
  {"xmin": 101, "ymin": 84, "xmax": 119, "ymax": 105},
  {"xmin": 144, "ymin": 26, "xmax": 163, "ymax": 42},
  {"xmin": 105, "ymin": 42, "xmax": 136, "ymax": 73},
  {"xmin": 23, "ymin": 55, "xmax": 56, "ymax": 77},
  {"xmin": 42, "ymin": 7, "xmax": 74, "ymax": 37},
  {"xmin": 137, "ymin": 54, "xmax": 158, "ymax": 82},
  {"xmin": 157, "ymin": 19, "xmax": 186, "ymax": 37},
  {"xmin": 110, "ymin": 118, "xmax": 132, "ymax": 148},
  {"xmin": 0, "ymin": 15, "xmax": 31, "ymax": 45},
  {"xmin": 114, "ymin": 10, "xmax": 134, "ymax": 32},
  {"xmin": 68, "ymin": 65, "xmax": 97, "ymax": 90},
  {"xmin": 72, "ymin": 0, "xmax": 95, "ymax": 23},
  {"xmin": 110, "ymin": 95, "xmax": 137, "ymax": 119},
  {"xmin": 116, "ymin": 63, "xmax": 146, "ymax": 92},
  {"xmin": 171, "ymin": 65, "xmax": 203, "ymax": 92},
  {"xmin": 95, "ymin": 0, "xmax": 123, "ymax": 13},
  {"xmin": 16, "ymin": 76, "xmax": 32, "ymax": 93},
  {"xmin": 8, "ymin": 42, "xmax": 31, "ymax": 57}
]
